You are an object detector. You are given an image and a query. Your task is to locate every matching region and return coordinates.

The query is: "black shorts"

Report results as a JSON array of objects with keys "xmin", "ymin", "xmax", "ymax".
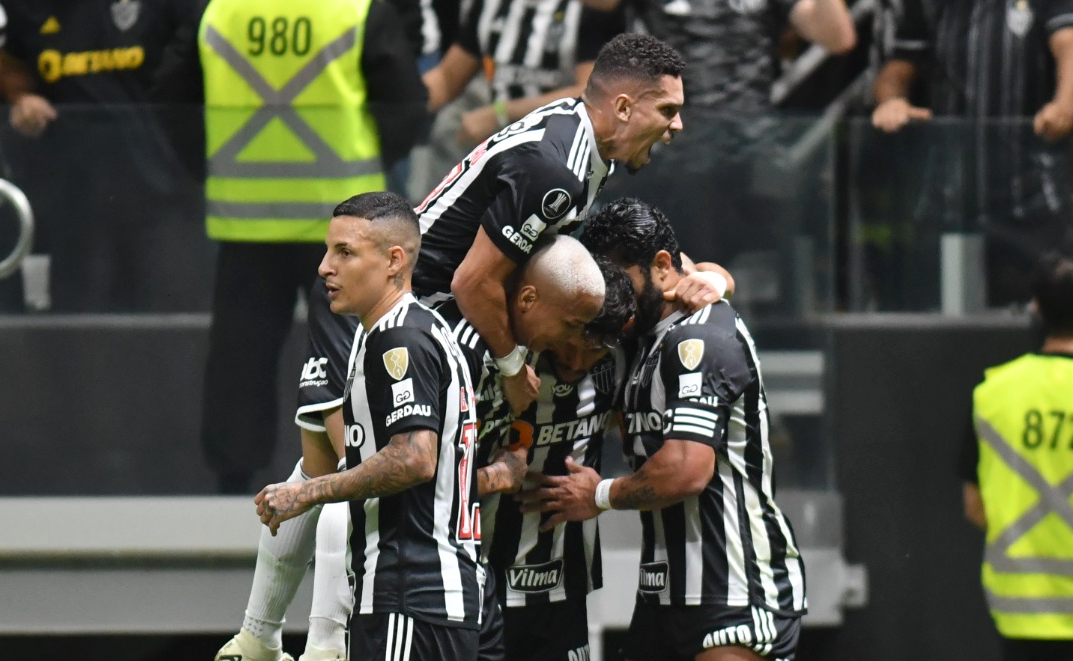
[
  {"xmin": 502, "ymin": 597, "xmax": 590, "ymax": 661},
  {"xmin": 623, "ymin": 601, "xmax": 800, "ymax": 661},
  {"xmin": 479, "ymin": 564, "xmax": 506, "ymax": 661},
  {"xmin": 350, "ymin": 612, "xmax": 478, "ymax": 661}
]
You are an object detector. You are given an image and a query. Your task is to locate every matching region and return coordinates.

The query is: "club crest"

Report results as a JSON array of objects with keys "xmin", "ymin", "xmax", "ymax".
[
  {"xmin": 111, "ymin": 0, "xmax": 140, "ymax": 32},
  {"xmin": 382, "ymin": 348, "xmax": 409, "ymax": 381},
  {"xmin": 677, "ymin": 339, "xmax": 704, "ymax": 371},
  {"xmin": 1007, "ymin": 0, "xmax": 1033, "ymax": 37}
]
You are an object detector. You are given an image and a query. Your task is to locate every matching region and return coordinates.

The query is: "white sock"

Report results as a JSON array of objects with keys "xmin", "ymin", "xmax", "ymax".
[
  {"xmin": 242, "ymin": 459, "xmax": 322, "ymax": 650},
  {"xmin": 306, "ymin": 500, "xmax": 353, "ymax": 653}
]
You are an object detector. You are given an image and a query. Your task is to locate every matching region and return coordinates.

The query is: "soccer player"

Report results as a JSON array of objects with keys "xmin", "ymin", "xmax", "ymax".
[
  {"xmin": 414, "ymin": 32, "xmax": 686, "ymax": 416},
  {"xmin": 526, "ymin": 197, "xmax": 808, "ymax": 661},
  {"xmin": 256, "ymin": 191, "xmax": 483, "ymax": 660}
]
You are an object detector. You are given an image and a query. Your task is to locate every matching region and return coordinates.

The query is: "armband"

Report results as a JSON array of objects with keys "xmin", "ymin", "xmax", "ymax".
[
  {"xmin": 495, "ymin": 345, "xmax": 527, "ymax": 377},
  {"xmin": 594, "ymin": 478, "xmax": 615, "ymax": 511}
]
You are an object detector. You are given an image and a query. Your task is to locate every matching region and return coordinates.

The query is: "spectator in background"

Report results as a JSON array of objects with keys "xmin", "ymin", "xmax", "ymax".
[
  {"xmin": 872, "ymin": 0, "xmax": 1073, "ymax": 307},
  {"xmin": 153, "ymin": 0, "xmax": 427, "ymax": 495},
  {"xmin": 414, "ymin": 0, "xmax": 624, "ymax": 195},
  {"xmin": 0, "ymin": 0, "xmax": 214, "ymax": 312},
  {"xmin": 424, "ymin": 0, "xmax": 625, "ymax": 147},
  {"xmin": 961, "ymin": 250, "xmax": 1073, "ymax": 661},
  {"xmin": 581, "ymin": 0, "xmax": 856, "ymax": 315}
]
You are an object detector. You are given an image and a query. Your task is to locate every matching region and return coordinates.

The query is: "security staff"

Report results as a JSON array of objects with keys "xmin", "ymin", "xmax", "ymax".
[
  {"xmin": 154, "ymin": 0, "xmax": 427, "ymax": 496},
  {"xmin": 963, "ymin": 250, "xmax": 1073, "ymax": 661}
]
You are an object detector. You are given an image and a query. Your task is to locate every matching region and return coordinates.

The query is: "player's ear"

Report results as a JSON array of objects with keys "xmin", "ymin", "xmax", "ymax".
[
  {"xmin": 652, "ymin": 250, "xmax": 674, "ymax": 277},
  {"xmin": 517, "ymin": 284, "xmax": 538, "ymax": 312},
  {"xmin": 613, "ymin": 93, "xmax": 632, "ymax": 122},
  {"xmin": 387, "ymin": 245, "xmax": 406, "ymax": 275}
]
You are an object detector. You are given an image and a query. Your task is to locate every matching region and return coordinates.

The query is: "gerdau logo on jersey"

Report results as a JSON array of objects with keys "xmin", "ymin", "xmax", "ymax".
[{"xmin": 506, "ymin": 559, "xmax": 564, "ymax": 593}]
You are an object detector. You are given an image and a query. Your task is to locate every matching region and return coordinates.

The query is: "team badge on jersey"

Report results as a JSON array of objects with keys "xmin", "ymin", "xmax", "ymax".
[
  {"xmin": 591, "ymin": 357, "xmax": 616, "ymax": 394},
  {"xmin": 677, "ymin": 339, "xmax": 704, "ymax": 371},
  {"xmin": 383, "ymin": 348, "xmax": 409, "ymax": 380},
  {"xmin": 110, "ymin": 0, "xmax": 141, "ymax": 31},
  {"xmin": 541, "ymin": 188, "xmax": 572, "ymax": 220},
  {"xmin": 1007, "ymin": 0, "xmax": 1033, "ymax": 37}
]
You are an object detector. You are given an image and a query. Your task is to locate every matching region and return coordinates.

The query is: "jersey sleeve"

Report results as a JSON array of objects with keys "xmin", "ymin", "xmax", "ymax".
[
  {"xmin": 367, "ymin": 326, "xmax": 446, "ymax": 438},
  {"xmin": 658, "ymin": 320, "xmax": 753, "ymax": 450},
  {"xmin": 1041, "ymin": 0, "xmax": 1073, "ymax": 34},
  {"xmin": 455, "ymin": 0, "xmax": 485, "ymax": 57},
  {"xmin": 891, "ymin": 0, "xmax": 932, "ymax": 61},
  {"xmin": 295, "ymin": 279, "xmax": 361, "ymax": 431},
  {"xmin": 480, "ymin": 146, "xmax": 585, "ymax": 264}
]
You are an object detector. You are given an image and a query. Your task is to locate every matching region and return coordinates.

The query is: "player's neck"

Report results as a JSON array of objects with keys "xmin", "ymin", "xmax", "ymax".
[
  {"xmin": 1041, "ymin": 335, "xmax": 1073, "ymax": 355},
  {"xmin": 360, "ymin": 288, "xmax": 409, "ymax": 331}
]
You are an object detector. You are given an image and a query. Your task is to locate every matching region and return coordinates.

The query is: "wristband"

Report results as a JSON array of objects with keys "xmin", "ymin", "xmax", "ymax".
[
  {"xmin": 696, "ymin": 271, "xmax": 728, "ymax": 298},
  {"xmin": 495, "ymin": 345, "xmax": 527, "ymax": 377},
  {"xmin": 594, "ymin": 478, "xmax": 615, "ymax": 511},
  {"xmin": 493, "ymin": 99, "xmax": 509, "ymax": 127}
]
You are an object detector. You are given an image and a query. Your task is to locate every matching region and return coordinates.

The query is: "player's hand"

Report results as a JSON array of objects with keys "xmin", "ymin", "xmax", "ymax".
[
  {"xmin": 255, "ymin": 482, "xmax": 313, "ymax": 536},
  {"xmin": 516, "ymin": 457, "xmax": 603, "ymax": 531},
  {"xmin": 502, "ymin": 364, "xmax": 540, "ymax": 416},
  {"xmin": 871, "ymin": 98, "xmax": 931, "ymax": 133},
  {"xmin": 457, "ymin": 106, "xmax": 499, "ymax": 148},
  {"xmin": 1034, "ymin": 101, "xmax": 1073, "ymax": 141},
  {"xmin": 10, "ymin": 94, "xmax": 58, "ymax": 138},
  {"xmin": 664, "ymin": 271, "xmax": 724, "ymax": 312}
]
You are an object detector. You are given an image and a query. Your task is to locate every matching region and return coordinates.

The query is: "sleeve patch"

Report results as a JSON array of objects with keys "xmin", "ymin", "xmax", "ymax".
[
  {"xmin": 391, "ymin": 378, "xmax": 415, "ymax": 406},
  {"xmin": 679, "ymin": 372, "xmax": 703, "ymax": 399}
]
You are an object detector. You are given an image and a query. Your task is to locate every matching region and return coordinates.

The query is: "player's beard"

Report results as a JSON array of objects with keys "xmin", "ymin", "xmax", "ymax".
[{"xmin": 633, "ymin": 269, "xmax": 665, "ymax": 335}]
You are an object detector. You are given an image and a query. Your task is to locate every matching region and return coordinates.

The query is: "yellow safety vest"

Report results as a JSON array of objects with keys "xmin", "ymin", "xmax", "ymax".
[
  {"xmin": 974, "ymin": 353, "xmax": 1073, "ymax": 640},
  {"xmin": 198, "ymin": 0, "xmax": 385, "ymax": 242}
]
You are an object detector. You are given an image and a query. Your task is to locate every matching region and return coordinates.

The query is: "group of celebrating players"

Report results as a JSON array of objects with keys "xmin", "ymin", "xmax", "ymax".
[{"xmin": 219, "ymin": 32, "xmax": 808, "ymax": 661}]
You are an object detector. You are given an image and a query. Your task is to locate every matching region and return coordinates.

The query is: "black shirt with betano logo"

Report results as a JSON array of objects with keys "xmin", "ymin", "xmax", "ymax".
[{"xmin": 2, "ymin": 0, "xmax": 202, "ymax": 104}]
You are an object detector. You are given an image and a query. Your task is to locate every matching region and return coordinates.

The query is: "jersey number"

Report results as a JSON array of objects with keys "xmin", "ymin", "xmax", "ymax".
[
  {"xmin": 1022, "ymin": 409, "xmax": 1073, "ymax": 450},
  {"xmin": 248, "ymin": 17, "xmax": 312, "ymax": 56},
  {"xmin": 456, "ymin": 421, "xmax": 481, "ymax": 541}
]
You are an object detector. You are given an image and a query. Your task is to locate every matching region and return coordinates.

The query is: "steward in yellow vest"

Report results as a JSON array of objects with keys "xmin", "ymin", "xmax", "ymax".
[
  {"xmin": 966, "ymin": 251, "xmax": 1073, "ymax": 660},
  {"xmin": 199, "ymin": 0, "xmax": 385, "ymax": 241}
]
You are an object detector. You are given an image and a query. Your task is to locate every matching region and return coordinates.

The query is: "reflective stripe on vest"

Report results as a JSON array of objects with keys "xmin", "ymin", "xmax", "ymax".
[
  {"xmin": 975, "ymin": 414, "xmax": 1073, "ymax": 633},
  {"xmin": 200, "ymin": 1, "xmax": 384, "ymax": 241}
]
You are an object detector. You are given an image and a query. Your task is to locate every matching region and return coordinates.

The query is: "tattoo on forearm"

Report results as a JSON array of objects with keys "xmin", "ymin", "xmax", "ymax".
[
  {"xmin": 478, "ymin": 448, "xmax": 527, "ymax": 496},
  {"xmin": 618, "ymin": 485, "xmax": 659, "ymax": 510},
  {"xmin": 313, "ymin": 429, "xmax": 438, "ymax": 503}
]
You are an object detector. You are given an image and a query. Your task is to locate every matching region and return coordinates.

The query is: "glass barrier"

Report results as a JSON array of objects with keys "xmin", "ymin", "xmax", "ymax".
[{"xmin": 845, "ymin": 116, "xmax": 1073, "ymax": 313}]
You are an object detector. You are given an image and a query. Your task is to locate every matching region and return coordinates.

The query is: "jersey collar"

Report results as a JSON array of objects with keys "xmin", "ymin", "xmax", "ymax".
[{"xmin": 576, "ymin": 101, "xmax": 612, "ymax": 184}]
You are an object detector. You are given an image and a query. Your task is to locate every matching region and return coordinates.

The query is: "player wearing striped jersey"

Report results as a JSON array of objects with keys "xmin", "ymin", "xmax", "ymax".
[
  {"xmin": 531, "ymin": 198, "xmax": 807, "ymax": 661},
  {"xmin": 415, "ymin": 32, "xmax": 684, "ymax": 417},
  {"xmin": 257, "ymin": 192, "xmax": 483, "ymax": 660},
  {"xmin": 473, "ymin": 259, "xmax": 634, "ymax": 661}
]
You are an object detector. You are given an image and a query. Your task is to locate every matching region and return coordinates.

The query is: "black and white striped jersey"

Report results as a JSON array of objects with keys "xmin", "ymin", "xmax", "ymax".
[
  {"xmin": 342, "ymin": 293, "xmax": 482, "ymax": 629},
  {"xmin": 413, "ymin": 97, "xmax": 612, "ymax": 303},
  {"xmin": 296, "ymin": 278, "xmax": 361, "ymax": 432},
  {"xmin": 622, "ymin": 302, "xmax": 807, "ymax": 615},
  {"xmin": 457, "ymin": 0, "xmax": 624, "ymax": 102},
  {"xmin": 892, "ymin": 0, "xmax": 1073, "ymax": 118},
  {"xmin": 478, "ymin": 348, "xmax": 627, "ymax": 607}
]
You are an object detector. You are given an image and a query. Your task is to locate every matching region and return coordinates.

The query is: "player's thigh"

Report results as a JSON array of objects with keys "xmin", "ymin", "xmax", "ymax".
[
  {"xmin": 352, "ymin": 611, "xmax": 479, "ymax": 660},
  {"xmin": 502, "ymin": 598, "xmax": 590, "ymax": 661}
]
